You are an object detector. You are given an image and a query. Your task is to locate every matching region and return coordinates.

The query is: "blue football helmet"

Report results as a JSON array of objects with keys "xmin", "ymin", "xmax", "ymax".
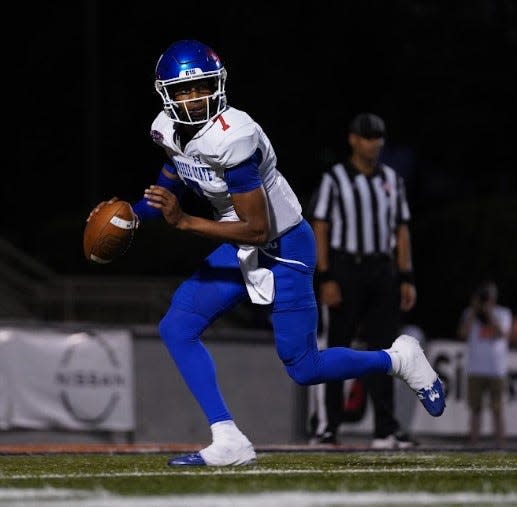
[{"xmin": 155, "ymin": 40, "xmax": 227, "ymax": 125}]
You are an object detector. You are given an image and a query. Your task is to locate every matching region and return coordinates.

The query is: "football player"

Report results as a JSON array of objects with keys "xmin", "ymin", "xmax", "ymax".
[{"xmin": 91, "ymin": 40, "xmax": 445, "ymax": 466}]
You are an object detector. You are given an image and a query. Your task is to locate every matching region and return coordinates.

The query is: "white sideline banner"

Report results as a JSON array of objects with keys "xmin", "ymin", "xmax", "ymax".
[
  {"xmin": 337, "ymin": 339, "xmax": 517, "ymax": 436},
  {"xmin": 0, "ymin": 328, "xmax": 135, "ymax": 431}
]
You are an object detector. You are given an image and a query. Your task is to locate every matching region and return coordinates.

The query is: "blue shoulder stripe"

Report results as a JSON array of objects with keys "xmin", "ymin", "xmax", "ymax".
[{"xmin": 225, "ymin": 149, "xmax": 263, "ymax": 193}]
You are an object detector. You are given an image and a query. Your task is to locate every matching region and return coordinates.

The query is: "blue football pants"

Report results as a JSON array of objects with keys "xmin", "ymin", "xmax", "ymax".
[{"xmin": 159, "ymin": 219, "xmax": 391, "ymax": 425}]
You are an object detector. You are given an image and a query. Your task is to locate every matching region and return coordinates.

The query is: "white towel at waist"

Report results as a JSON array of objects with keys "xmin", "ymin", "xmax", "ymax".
[{"xmin": 237, "ymin": 246, "xmax": 275, "ymax": 305}]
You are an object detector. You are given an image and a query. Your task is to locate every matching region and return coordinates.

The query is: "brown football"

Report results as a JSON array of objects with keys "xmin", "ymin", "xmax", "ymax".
[{"xmin": 83, "ymin": 200, "xmax": 137, "ymax": 263}]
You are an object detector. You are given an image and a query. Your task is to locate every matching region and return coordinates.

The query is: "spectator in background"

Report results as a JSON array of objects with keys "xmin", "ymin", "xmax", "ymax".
[
  {"xmin": 458, "ymin": 281, "xmax": 513, "ymax": 448},
  {"xmin": 308, "ymin": 113, "xmax": 418, "ymax": 449}
]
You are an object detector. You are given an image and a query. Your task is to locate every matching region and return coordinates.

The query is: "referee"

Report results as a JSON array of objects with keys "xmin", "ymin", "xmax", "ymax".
[{"xmin": 308, "ymin": 113, "xmax": 417, "ymax": 449}]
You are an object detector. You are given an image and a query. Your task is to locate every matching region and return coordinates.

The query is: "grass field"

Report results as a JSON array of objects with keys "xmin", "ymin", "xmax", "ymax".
[{"xmin": 1, "ymin": 449, "xmax": 516, "ymax": 506}]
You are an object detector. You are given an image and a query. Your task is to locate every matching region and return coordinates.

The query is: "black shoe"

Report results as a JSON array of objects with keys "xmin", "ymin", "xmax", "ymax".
[{"xmin": 308, "ymin": 431, "xmax": 337, "ymax": 445}]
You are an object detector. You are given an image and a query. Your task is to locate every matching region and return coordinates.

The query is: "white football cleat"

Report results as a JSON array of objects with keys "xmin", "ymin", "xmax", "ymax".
[
  {"xmin": 386, "ymin": 334, "xmax": 446, "ymax": 417},
  {"xmin": 168, "ymin": 434, "xmax": 256, "ymax": 467}
]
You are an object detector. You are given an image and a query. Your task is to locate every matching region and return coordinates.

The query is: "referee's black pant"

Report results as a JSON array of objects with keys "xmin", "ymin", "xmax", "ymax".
[{"xmin": 324, "ymin": 251, "xmax": 401, "ymax": 439}]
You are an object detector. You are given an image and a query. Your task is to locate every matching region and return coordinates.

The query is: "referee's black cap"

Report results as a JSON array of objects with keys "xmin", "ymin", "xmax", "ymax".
[{"xmin": 349, "ymin": 113, "xmax": 386, "ymax": 139}]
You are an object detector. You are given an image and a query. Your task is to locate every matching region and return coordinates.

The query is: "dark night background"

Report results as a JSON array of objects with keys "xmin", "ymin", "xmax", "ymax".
[{"xmin": 9, "ymin": 1, "xmax": 517, "ymax": 337}]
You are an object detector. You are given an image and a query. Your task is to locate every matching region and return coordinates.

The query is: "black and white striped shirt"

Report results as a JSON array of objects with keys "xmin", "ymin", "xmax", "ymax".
[{"xmin": 310, "ymin": 162, "xmax": 411, "ymax": 255}]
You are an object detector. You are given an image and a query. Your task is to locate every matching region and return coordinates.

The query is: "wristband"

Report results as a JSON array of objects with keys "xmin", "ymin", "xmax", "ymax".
[
  {"xmin": 399, "ymin": 270, "xmax": 415, "ymax": 285},
  {"xmin": 132, "ymin": 169, "xmax": 186, "ymax": 222}
]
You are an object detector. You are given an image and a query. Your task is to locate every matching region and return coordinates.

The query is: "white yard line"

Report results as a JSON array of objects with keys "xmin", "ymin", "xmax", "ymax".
[
  {"xmin": 1, "ymin": 489, "xmax": 517, "ymax": 506},
  {"xmin": 2, "ymin": 466, "xmax": 517, "ymax": 480}
]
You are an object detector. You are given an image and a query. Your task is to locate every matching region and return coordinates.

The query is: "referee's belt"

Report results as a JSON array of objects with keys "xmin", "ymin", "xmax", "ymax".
[{"xmin": 332, "ymin": 251, "xmax": 392, "ymax": 265}]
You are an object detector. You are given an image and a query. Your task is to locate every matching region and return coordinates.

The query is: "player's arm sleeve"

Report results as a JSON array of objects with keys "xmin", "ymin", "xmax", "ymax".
[
  {"xmin": 131, "ymin": 162, "xmax": 187, "ymax": 222},
  {"xmin": 224, "ymin": 149, "xmax": 263, "ymax": 193}
]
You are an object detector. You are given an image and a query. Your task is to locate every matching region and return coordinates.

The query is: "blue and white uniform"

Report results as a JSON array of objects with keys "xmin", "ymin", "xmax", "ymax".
[
  {"xmin": 140, "ymin": 106, "xmax": 391, "ymax": 426},
  {"xmin": 133, "ymin": 39, "xmax": 443, "ymax": 466},
  {"xmin": 151, "ymin": 107, "xmax": 302, "ymax": 238}
]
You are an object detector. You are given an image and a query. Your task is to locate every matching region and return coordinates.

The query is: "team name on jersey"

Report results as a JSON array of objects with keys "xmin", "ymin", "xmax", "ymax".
[{"xmin": 174, "ymin": 158, "xmax": 214, "ymax": 182}]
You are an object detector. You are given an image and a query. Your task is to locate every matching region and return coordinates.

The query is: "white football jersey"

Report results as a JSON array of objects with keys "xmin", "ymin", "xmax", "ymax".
[{"xmin": 150, "ymin": 107, "xmax": 302, "ymax": 240}]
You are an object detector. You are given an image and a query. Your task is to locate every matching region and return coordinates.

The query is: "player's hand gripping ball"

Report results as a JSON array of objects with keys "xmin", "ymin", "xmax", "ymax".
[{"xmin": 83, "ymin": 198, "xmax": 137, "ymax": 263}]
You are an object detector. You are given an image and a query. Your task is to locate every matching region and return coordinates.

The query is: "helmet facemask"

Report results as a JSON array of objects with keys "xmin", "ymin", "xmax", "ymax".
[{"xmin": 155, "ymin": 69, "xmax": 227, "ymax": 126}]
